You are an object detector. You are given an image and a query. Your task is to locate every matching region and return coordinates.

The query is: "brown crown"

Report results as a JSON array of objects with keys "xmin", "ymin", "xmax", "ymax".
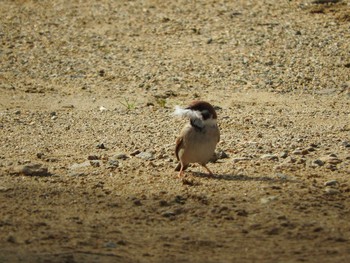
[{"xmin": 186, "ymin": 101, "xmax": 217, "ymax": 119}]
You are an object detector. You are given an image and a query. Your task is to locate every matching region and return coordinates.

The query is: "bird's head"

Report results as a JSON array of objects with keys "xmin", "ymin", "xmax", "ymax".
[{"xmin": 174, "ymin": 101, "xmax": 218, "ymax": 127}]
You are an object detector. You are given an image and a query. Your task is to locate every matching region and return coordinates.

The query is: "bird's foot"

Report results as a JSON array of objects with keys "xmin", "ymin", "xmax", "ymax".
[{"xmin": 177, "ymin": 170, "xmax": 184, "ymax": 179}]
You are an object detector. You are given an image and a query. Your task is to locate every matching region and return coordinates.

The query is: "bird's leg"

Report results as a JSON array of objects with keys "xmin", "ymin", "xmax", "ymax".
[
  {"xmin": 177, "ymin": 164, "xmax": 185, "ymax": 178},
  {"xmin": 202, "ymin": 164, "xmax": 213, "ymax": 175}
]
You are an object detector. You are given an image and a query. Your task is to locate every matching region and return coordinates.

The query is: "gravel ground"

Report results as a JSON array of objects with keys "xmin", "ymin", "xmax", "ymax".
[{"xmin": 1, "ymin": 0, "xmax": 350, "ymax": 262}]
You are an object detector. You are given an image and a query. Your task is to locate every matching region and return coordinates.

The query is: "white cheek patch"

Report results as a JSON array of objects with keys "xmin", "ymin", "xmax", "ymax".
[
  {"xmin": 203, "ymin": 118, "xmax": 217, "ymax": 126},
  {"xmin": 173, "ymin": 106, "xmax": 202, "ymax": 119}
]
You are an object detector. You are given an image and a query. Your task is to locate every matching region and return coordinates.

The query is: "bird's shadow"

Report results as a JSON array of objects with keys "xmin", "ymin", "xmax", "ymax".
[{"xmin": 191, "ymin": 172, "xmax": 298, "ymax": 183}]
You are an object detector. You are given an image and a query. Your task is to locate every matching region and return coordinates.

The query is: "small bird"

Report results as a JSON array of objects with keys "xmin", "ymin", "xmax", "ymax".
[{"xmin": 174, "ymin": 101, "xmax": 220, "ymax": 178}]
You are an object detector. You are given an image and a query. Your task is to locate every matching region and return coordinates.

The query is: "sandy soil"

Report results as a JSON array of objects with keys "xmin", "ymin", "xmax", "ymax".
[{"xmin": 1, "ymin": 0, "xmax": 350, "ymax": 262}]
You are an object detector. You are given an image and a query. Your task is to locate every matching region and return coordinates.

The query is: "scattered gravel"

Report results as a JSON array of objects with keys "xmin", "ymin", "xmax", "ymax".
[{"xmin": 0, "ymin": 1, "xmax": 349, "ymax": 262}]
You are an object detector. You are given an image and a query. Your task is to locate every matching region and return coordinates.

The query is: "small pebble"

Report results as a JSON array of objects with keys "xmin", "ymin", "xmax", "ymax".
[
  {"xmin": 236, "ymin": 209, "xmax": 248, "ymax": 217},
  {"xmin": 276, "ymin": 173, "xmax": 291, "ymax": 180},
  {"xmin": 133, "ymin": 199, "xmax": 142, "ymax": 206},
  {"xmin": 96, "ymin": 143, "xmax": 106, "ymax": 149},
  {"xmin": 69, "ymin": 172, "xmax": 87, "ymax": 177},
  {"xmin": 301, "ymin": 149, "xmax": 309, "ymax": 155},
  {"xmin": 159, "ymin": 200, "xmax": 169, "ymax": 207},
  {"xmin": 162, "ymin": 211, "xmax": 176, "ymax": 218},
  {"xmin": 310, "ymin": 143, "xmax": 319, "ymax": 148},
  {"xmin": 279, "ymin": 151, "xmax": 288, "ymax": 158},
  {"xmin": 260, "ymin": 196, "xmax": 277, "ymax": 204},
  {"xmin": 292, "ymin": 149, "xmax": 302, "ymax": 155},
  {"xmin": 182, "ymin": 178, "xmax": 195, "ymax": 186},
  {"xmin": 296, "ymin": 158, "xmax": 306, "ymax": 164},
  {"xmin": 130, "ymin": 150, "xmax": 141, "ymax": 156},
  {"xmin": 98, "ymin": 69, "xmax": 105, "ymax": 76},
  {"xmin": 107, "ymin": 160, "xmax": 119, "ymax": 169},
  {"xmin": 329, "ymin": 158, "xmax": 342, "ymax": 165},
  {"xmin": 104, "ymin": 241, "xmax": 117, "ymax": 248},
  {"xmin": 174, "ymin": 195, "xmax": 187, "ymax": 204},
  {"xmin": 326, "ymin": 164, "xmax": 338, "ymax": 171},
  {"xmin": 216, "ymin": 150, "xmax": 229, "ymax": 159},
  {"xmin": 114, "ymin": 153, "xmax": 128, "ymax": 160},
  {"xmin": 7, "ymin": 235, "xmax": 17, "ymax": 243},
  {"xmin": 99, "ymin": 106, "xmax": 107, "ymax": 112},
  {"xmin": 136, "ymin": 152, "xmax": 155, "ymax": 161},
  {"xmin": 232, "ymin": 157, "xmax": 251, "ymax": 163},
  {"xmin": 36, "ymin": 152, "xmax": 44, "ymax": 159},
  {"xmin": 324, "ymin": 180, "xmax": 339, "ymax": 187},
  {"xmin": 0, "ymin": 186, "xmax": 12, "ymax": 192},
  {"xmin": 70, "ymin": 161, "xmax": 91, "ymax": 170},
  {"xmin": 89, "ymin": 160, "xmax": 101, "ymax": 167},
  {"xmin": 307, "ymin": 147, "xmax": 316, "ymax": 152},
  {"xmin": 283, "ymin": 156, "xmax": 296, "ymax": 163},
  {"xmin": 117, "ymin": 240, "xmax": 127, "ymax": 246},
  {"xmin": 62, "ymin": 104, "xmax": 74, "ymax": 109},
  {"xmin": 14, "ymin": 163, "xmax": 51, "ymax": 176},
  {"xmin": 260, "ymin": 154, "xmax": 278, "ymax": 161},
  {"xmin": 321, "ymin": 155, "xmax": 342, "ymax": 165},
  {"xmin": 87, "ymin": 155, "xmax": 99, "ymax": 160},
  {"xmin": 265, "ymin": 227, "xmax": 280, "ymax": 235},
  {"xmin": 312, "ymin": 159, "xmax": 324, "ymax": 167}
]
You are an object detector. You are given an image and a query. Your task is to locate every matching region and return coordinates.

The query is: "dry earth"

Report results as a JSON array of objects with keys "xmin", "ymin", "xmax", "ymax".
[{"xmin": 1, "ymin": 0, "xmax": 350, "ymax": 262}]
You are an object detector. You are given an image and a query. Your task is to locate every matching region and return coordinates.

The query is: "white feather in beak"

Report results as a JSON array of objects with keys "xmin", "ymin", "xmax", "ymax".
[{"xmin": 174, "ymin": 105, "xmax": 202, "ymax": 119}]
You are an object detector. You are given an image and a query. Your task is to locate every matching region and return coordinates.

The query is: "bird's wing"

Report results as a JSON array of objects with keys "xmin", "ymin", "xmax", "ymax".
[{"xmin": 175, "ymin": 136, "xmax": 183, "ymax": 161}]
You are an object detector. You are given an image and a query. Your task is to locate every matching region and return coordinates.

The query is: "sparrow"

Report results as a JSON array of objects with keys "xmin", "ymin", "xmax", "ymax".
[{"xmin": 174, "ymin": 101, "xmax": 220, "ymax": 178}]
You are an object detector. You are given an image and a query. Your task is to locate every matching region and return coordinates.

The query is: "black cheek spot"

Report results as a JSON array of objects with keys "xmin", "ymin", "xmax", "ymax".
[{"xmin": 201, "ymin": 110, "xmax": 210, "ymax": 120}]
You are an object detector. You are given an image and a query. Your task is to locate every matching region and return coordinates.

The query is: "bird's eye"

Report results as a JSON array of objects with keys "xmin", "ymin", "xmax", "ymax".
[{"xmin": 201, "ymin": 110, "xmax": 211, "ymax": 120}]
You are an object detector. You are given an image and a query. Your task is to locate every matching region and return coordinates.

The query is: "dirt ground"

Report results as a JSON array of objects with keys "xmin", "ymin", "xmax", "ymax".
[{"xmin": 1, "ymin": 0, "xmax": 350, "ymax": 262}]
